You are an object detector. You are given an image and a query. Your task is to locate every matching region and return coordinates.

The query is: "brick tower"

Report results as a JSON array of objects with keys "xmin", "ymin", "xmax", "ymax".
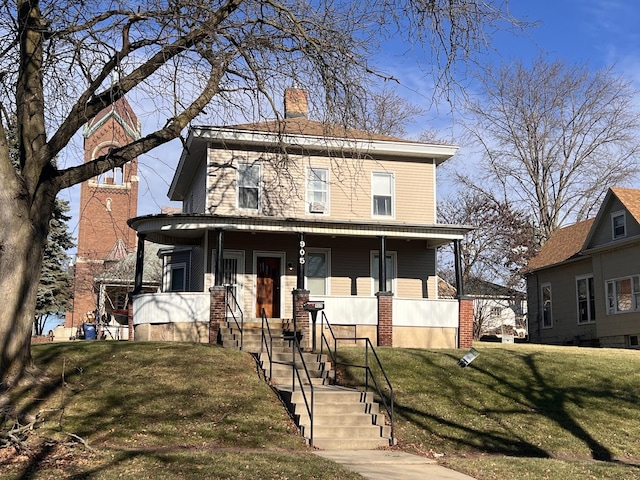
[{"xmin": 66, "ymin": 98, "xmax": 141, "ymax": 329}]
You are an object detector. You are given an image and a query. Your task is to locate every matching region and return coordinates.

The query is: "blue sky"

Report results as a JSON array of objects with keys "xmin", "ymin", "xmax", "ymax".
[{"xmin": 59, "ymin": 0, "xmax": 640, "ymax": 248}]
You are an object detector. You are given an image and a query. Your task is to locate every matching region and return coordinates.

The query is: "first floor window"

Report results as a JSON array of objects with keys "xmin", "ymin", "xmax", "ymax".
[
  {"xmin": 166, "ymin": 263, "xmax": 186, "ymax": 292},
  {"xmin": 306, "ymin": 250, "xmax": 330, "ymax": 295},
  {"xmin": 237, "ymin": 162, "xmax": 260, "ymax": 210},
  {"xmin": 576, "ymin": 276, "xmax": 596, "ymax": 323},
  {"xmin": 606, "ymin": 275, "xmax": 640, "ymax": 314},
  {"xmin": 541, "ymin": 283, "xmax": 552, "ymax": 328},
  {"xmin": 371, "ymin": 251, "xmax": 396, "ymax": 294}
]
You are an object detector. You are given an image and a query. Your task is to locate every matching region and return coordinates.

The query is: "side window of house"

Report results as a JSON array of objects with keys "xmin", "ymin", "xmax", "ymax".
[
  {"xmin": 372, "ymin": 172, "xmax": 394, "ymax": 217},
  {"xmin": 611, "ymin": 211, "xmax": 626, "ymax": 240},
  {"xmin": 371, "ymin": 251, "xmax": 396, "ymax": 293},
  {"xmin": 576, "ymin": 276, "xmax": 596, "ymax": 323},
  {"xmin": 606, "ymin": 275, "xmax": 640, "ymax": 314},
  {"xmin": 541, "ymin": 283, "xmax": 552, "ymax": 328},
  {"xmin": 306, "ymin": 250, "xmax": 330, "ymax": 295},
  {"xmin": 307, "ymin": 167, "xmax": 329, "ymax": 214},
  {"xmin": 237, "ymin": 162, "xmax": 260, "ymax": 210},
  {"xmin": 166, "ymin": 263, "xmax": 187, "ymax": 292}
]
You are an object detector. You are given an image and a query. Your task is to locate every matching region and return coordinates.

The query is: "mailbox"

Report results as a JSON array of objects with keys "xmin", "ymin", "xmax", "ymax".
[{"xmin": 303, "ymin": 301, "xmax": 325, "ymax": 312}]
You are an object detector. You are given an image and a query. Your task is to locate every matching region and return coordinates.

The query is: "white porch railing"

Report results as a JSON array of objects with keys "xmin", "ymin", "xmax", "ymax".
[
  {"xmin": 392, "ymin": 298, "xmax": 459, "ymax": 327},
  {"xmin": 133, "ymin": 292, "xmax": 210, "ymax": 325}
]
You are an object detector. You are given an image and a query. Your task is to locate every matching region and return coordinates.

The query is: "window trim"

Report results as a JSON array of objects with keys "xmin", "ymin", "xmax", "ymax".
[
  {"xmin": 576, "ymin": 275, "xmax": 596, "ymax": 324},
  {"xmin": 611, "ymin": 210, "xmax": 626, "ymax": 240},
  {"xmin": 305, "ymin": 248, "xmax": 331, "ymax": 295},
  {"xmin": 164, "ymin": 262, "xmax": 187, "ymax": 292},
  {"xmin": 211, "ymin": 249, "xmax": 245, "ymax": 315},
  {"xmin": 306, "ymin": 167, "xmax": 330, "ymax": 215},
  {"xmin": 541, "ymin": 283, "xmax": 553, "ymax": 329},
  {"xmin": 236, "ymin": 162, "xmax": 261, "ymax": 211},
  {"xmin": 606, "ymin": 275, "xmax": 640, "ymax": 314},
  {"xmin": 371, "ymin": 171, "xmax": 395, "ymax": 218},
  {"xmin": 370, "ymin": 250, "xmax": 397, "ymax": 295}
]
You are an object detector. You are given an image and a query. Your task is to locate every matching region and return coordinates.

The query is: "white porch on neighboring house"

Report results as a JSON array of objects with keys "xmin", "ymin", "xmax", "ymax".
[{"xmin": 126, "ymin": 213, "xmax": 473, "ymax": 348}]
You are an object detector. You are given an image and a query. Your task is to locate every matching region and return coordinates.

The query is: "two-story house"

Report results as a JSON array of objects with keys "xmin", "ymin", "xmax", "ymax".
[
  {"xmin": 126, "ymin": 88, "xmax": 474, "ymax": 348},
  {"xmin": 526, "ymin": 187, "xmax": 640, "ymax": 348}
]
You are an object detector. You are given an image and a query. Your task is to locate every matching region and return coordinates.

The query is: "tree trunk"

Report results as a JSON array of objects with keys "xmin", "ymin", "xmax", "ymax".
[{"xmin": 0, "ymin": 182, "xmax": 51, "ymax": 390}]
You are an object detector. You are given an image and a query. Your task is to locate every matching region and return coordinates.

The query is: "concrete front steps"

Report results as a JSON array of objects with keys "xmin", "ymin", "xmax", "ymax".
[
  {"xmin": 279, "ymin": 385, "xmax": 392, "ymax": 450},
  {"xmin": 220, "ymin": 318, "xmax": 298, "ymax": 354}
]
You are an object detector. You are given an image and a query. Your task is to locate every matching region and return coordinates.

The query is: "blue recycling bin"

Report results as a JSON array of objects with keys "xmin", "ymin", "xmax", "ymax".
[{"xmin": 83, "ymin": 323, "xmax": 97, "ymax": 340}]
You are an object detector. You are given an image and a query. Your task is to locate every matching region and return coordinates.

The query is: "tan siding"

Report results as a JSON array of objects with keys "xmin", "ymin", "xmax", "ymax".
[
  {"xmin": 205, "ymin": 148, "xmax": 437, "ymax": 224},
  {"xmin": 184, "ymin": 158, "xmax": 207, "ymax": 213}
]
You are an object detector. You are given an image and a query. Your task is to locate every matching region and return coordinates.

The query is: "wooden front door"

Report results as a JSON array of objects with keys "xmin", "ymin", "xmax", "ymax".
[{"xmin": 256, "ymin": 257, "xmax": 281, "ymax": 318}]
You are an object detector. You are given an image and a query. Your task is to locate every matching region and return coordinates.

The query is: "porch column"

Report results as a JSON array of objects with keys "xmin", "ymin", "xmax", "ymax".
[
  {"xmin": 293, "ymin": 289, "xmax": 310, "ymax": 350},
  {"xmin": 458, "ymin": 296, "xmax": 474, "ymax": 349},
  {"xmin": 133, "ymin": 233, "xmax": 146, "ymax": 295},
  {"xmin": 377, "ymin": 292, "xmax": 393, "ymax": 346},
  {"xmin": 453, "ymin": 239, "xmax": 464, "ymax": 296},
  {"xmin": 214, "ymin": 229, "xmax": 224, "ymax": 286},
  {"xmin": 127, "ymin": 298, "xmax": 134, "ymax": 341},
  {"xmin": 378, "ymin": 236, "xmax": 387, "ymax": 293},
  {"xmin": 209, "ymin": 285, "xmax": 226, "ymax": 344}
]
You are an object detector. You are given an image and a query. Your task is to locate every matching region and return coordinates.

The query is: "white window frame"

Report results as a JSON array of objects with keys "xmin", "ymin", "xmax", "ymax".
[
  {"xmin": 371, "ymin": 172, "xmax": 395, "ymax": 218},
  {"xmin": 370, "ymin": 251, "xmax": 397, "ymax": 294},
  {"xmin": 305, "ymin": 248, "xmax": 331, "ymax": 295},
  {"xmin": 576, "ymin": 275, "xmax": 596, "ymax": 324},
  {"xmin": 164, "ymin": 262, "xmax": 187, "ymax": 292},
  {"xmin": 211, "ymin": 250, "xmax": 245, "ymax": 317},
  {"xmin": 237, "ymin": 162, "xmax": 261, "ymax": 211},
  {"xmin": 306, "ymin": 167, "xmax": 330, "ymax": 215},
  {"xmin": 541, "ymin": 283, "xmax": 553, "ymax": 329},
  {"xmin": 611, "ymin": 210, "xmax": 626, "ymax": 240},
  {"xmin": 606, "ymin": 275, "xmax": 640, "ymax": 314}
]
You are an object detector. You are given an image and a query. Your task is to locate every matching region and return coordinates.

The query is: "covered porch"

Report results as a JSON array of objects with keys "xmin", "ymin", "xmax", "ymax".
[{"xmin": 126, "ymin": 213, "xmax": 473, "ymax": 348}]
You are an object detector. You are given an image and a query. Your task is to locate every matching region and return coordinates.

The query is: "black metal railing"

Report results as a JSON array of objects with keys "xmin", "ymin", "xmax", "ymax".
[
  {"xmin": 225, "ymin": 285, "xmax": 243, "ymax": 350},
  {"xmin": 259, "ymin": 309, "xmax": 316, "ymax": 446},
  {"xmin": 319, "ymin": 311, "xmax": 394, "ymax": 444}
]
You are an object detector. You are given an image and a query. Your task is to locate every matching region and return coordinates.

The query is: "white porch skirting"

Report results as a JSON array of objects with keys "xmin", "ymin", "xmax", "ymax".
[{"xmin": 133, "ymin": 292, "xmax": 210, "ymax": 325}]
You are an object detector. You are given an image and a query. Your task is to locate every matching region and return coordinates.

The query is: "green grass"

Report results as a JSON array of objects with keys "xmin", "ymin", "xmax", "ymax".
[
  {"xmin": 3, "ymin": 342, "xmax": 640, "ymax": 479},
  {"xmin": 336, "ymin": 343, "xmax": 640, "ymax": 479}
]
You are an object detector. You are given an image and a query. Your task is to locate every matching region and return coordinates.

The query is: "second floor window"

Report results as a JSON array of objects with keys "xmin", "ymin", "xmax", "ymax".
[
  {"xmin": 237, "ymin": 163, "xmax": 260, "ymax": 210},
  {"xmin": 307, "ymin": 167, "xmax": 328, "ymax": 214},
  {"xmin": 372, "ymin": 172, "xmax": 394, "ymax": 217},
  {"xmin": 612, "ymin": 211, "xmax": 626, "ymax": 239}
]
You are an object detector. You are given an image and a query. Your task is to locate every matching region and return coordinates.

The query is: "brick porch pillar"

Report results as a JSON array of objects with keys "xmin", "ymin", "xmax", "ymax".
[
  {"xmin": 209, "ymin": 286, "xmax": 226, "ymax": 344},
  {"xmin": 127, "ymin": 298, "xmax": 134, "ymax": 341},
  {"xmin": 458, "ymin": 296, "xmax": 474, "ymax": 349},
  {"xmin": 292, "ymin": 289, "xmax": 310, "ymax": 350},
  {"xmin": 376, "ymin": 292, "xmax": 393, "ymax": 347}
]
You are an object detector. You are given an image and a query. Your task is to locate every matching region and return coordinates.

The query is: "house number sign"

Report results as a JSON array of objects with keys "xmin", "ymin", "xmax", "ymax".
[{"xmin": 299, "ymin": 240, "xmax": 306, "ymax": 264}]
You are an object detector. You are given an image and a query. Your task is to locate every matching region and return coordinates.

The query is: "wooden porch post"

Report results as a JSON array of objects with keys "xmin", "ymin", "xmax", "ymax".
[
  {"xmin": 214, "ymin": 228, "xmax": 224, "ymax": 286},
  {"xmin": 133, "ymin": 233, "xmax": 146, "ymax": 295}
]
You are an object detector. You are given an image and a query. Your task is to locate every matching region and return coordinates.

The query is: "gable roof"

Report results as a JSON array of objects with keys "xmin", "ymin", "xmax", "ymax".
[
  {"xmin": 582, "ymin": 187, "xmax": 640, "ymax": 250},
  {"xmin": 525, "ymin": 218, "xmax": 595, "ymax": 272}
]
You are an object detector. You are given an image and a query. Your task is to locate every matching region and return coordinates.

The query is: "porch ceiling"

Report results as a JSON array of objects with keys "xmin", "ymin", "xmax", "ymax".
[{"xmin": 128, "ymin": 213, "xmax": 472, "ymax": 247}]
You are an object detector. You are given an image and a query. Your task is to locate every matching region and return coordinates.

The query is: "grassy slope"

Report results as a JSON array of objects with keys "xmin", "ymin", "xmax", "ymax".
[
  {"xmin": 2, "ymin": 342, "xmax": 361, "ymax": 480},
  {"xmin": 337, "ymin": 343, "xmax": 640, "ymax": 479},
  {"xmin": 3, "ymin": 342, "xmax": 640, "ymax": 479}
]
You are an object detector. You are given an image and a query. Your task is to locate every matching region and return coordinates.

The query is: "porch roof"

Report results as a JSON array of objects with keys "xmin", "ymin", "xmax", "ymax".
[{"xmin": 127, "ymin": 213, "xmax": 472, "ymax": 248}]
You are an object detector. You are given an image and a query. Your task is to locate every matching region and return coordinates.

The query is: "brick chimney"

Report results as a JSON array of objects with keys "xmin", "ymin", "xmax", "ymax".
[{"xmin": 284, "ymin": 88, "xmax": 308, "ymax": 119}]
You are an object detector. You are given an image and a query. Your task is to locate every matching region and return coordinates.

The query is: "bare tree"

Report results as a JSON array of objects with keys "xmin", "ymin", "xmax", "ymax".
[
  {"xmin": 462, "ymin": 57, "xmax": 640, "ymax": 243},
  {"xmin": 0, "ymin": 0, "xmax": 521, "ymax": 389},
  {"xmin": 438, "ymin": 191, "xmax": 537, "ymax": 290}
]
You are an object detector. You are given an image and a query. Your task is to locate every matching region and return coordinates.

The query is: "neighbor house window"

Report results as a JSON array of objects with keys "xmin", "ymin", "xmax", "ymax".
[
  {"xmin": 306, "ymin": 249, "xmax": 330, "ymax": 295},
  {"xmin": 307, "ymin": 167, "xmax": 329, "ymax": 214},
  {"xmin": 490, "ymin": 307, "xmax": 503, "ymax": 318},
  {"xmin": 371, "ymin": 251, "xmax": 397, "ymax": 294},
  {"xmin": 606, "ymin": 275, "xmax": 640, "ymax": 314},
  {"xmin": 237, "ymin": 162, "xmax": 260, "ymax": 210},
  {"xmin": 576, "ymin": 275, "xmax": 596, "ymax": 324},
  {"xmin": 612, "ymin": 211, "xmax": 626, "ymax": 239},
  {"xmin": 372, "ymin": 172, "xmax": 394, "ymax": 217},
  {"xmin": 541, "ymin": 283, "xmax": 552, "ymax": 328}
]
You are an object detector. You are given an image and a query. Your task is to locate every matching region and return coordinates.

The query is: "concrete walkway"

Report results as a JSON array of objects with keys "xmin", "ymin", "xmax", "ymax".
[{"xmin": 314, "ymin": 450, "xmax": 476, "ymax": 480}]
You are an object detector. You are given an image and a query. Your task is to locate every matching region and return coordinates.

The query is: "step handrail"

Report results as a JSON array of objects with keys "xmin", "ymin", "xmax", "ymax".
[
  {"xmin": 225, "ymin": 285, "xmax": 243, "ymax": 350},
  {"xmin": 259, "ymin": 309, "xmax": 315, "ymax": 446},
  {"xmin": 319, "ymin": 312, "xmax": 394, "ymax": 444}
]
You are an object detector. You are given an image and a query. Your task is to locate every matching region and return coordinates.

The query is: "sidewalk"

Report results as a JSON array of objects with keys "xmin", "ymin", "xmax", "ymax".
[{"xmin": 314, "ymin": 450, "xmax": 476, "ymax": 480}]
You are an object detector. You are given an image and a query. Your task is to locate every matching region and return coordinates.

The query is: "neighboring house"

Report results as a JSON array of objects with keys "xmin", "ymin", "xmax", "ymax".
[
  {"xmin": 439, "ymin": 277, "xmax": 527, "ymax": 339},
  {"xmin": 525, "ymin": 187, "xmax": 640, "ymax": 349},
  {"xmin": 127, "ymin": 88, "xmax": 474, "ymax": 348}
]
